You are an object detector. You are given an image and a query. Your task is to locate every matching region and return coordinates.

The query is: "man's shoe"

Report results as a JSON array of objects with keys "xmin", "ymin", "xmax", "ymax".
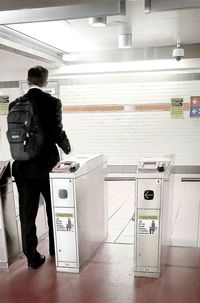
[{"xmin": 28, "ymin": 254, "xmax": 46, "ymax": 269}]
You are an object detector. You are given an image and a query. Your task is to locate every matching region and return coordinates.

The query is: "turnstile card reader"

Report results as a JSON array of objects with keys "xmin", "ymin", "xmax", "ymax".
[
  {"xmin": 134, "ymin": 156, "xmax": 173, "ymax": 278},
  {"xmin": 52, "ymin": 161, "xmax": 80, "ymax": 173},
  {"xmin": 50, "ymin": 154, "xmax": 107, "ymax": 273},
  {"xmin": 137, "ymin": 157, "xmax": 171, "ymax": 176}
]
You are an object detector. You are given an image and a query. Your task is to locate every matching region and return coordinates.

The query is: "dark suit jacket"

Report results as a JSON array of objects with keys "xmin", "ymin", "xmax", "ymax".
[{"xmin": 10, "ymin": 88, "xmax": 71, "ymax": 179}]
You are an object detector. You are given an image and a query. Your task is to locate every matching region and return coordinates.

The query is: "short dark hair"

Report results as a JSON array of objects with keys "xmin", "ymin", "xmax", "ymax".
[{"xmin": 27, "ymin": 66, "xmax": 48, "ymax": 87}]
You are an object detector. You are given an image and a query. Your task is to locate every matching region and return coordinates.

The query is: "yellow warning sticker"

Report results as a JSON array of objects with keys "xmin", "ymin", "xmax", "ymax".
[
  {"xmin": 138, "ymin": 215, "xmax": 159, "ymax": 235},
  {"xmin": 138, "ymin": 215, "xmax": 158, "ymax": 220},
  {"xmin": 56, "ymin": 213, "xmax": 74, "ymax": 218}
]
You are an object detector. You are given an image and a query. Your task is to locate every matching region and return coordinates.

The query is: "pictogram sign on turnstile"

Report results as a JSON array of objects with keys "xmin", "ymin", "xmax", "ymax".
[{"xmin": 138, "ymin": 215, "xmax": 159, "ymax": 235}]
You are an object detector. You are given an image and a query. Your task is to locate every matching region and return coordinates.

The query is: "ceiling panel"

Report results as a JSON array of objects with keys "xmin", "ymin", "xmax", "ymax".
[
  {"xmin": 0, "ymin": 48, "xmax": 54, "ymax": 81},
  {"xmin": 9, "ymin": 21, "xmax": 100, "ymax": 52},
  {"xmin": 1, "ymin": 0, "xmax": 200, "ymax": 75},
  {"xmin": 7, "ymin": 1, "xmax": 200, "ymax": 52}
]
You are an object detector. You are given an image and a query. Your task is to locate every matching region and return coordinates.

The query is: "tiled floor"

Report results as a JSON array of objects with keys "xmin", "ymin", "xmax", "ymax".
[{"xmin": 0, "ymin": 181, "xmax": 200, "ymax": 303}]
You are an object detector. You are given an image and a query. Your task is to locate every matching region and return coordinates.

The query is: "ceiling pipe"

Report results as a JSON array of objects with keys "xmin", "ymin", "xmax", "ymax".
[
  {"xmin": 118, "ymin": 34, "xmax": 132, "ymax": 48},
  {"xmin": 0, "ymin": 0, "xmax": 126, "ymax": 25},
  {"xmin": 145, "ymin": 0, "xmax": 200, "ymax": 13},
  {"xmin": 89, "ymin": 16, "xmax": 107, "ymax": 28}
]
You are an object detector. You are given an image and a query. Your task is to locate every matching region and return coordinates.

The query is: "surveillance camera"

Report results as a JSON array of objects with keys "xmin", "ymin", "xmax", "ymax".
[{"xmin": 172, "ymin": 46, "xmax": 184, "ymax": 61}]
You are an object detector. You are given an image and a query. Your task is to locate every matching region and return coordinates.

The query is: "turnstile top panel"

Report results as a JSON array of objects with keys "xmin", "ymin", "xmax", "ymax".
[
  {"xmin": 49, "ymin": 154, "xmax": 106, "ymax": 179},
  {"xmin": 136, "ymin": 156, "xmax": 173, "ymax": 179}
]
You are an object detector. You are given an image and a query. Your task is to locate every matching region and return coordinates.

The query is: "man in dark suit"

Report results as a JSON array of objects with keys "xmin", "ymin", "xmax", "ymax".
[{"xmin": 9, "ymin": 66, "xmax": 71, "ymax": 269}]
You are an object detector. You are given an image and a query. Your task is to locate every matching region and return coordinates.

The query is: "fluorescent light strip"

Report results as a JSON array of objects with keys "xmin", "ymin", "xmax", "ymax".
[{"xmin": 54, "ymin": 58, "xmax": 200, "ymax": 75}]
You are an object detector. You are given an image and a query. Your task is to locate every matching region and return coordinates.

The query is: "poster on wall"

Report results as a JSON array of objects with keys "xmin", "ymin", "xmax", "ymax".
[
  {"xmin": 190, "ymin": 96, "xmax": 200, "ymax": 118},
  {"xmin": 0, "ymin": 95, "xmax": 9, "ymax": 115},
  {"xmin": 20, "ymin": 81, "xmax": 59, "ymax": 98},
  {"xmin": 171, "ymin": 98, "xmax": 184, "ymax": 119}
]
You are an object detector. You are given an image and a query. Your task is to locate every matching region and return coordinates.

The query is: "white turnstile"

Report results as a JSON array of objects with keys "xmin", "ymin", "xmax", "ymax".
[
  {"xmin": 134, "ymin": 156, "xmax": 174, "ymax": 278},
  {"xmin": 49, "ymin": 154, "xmax": 107, "ymax": 273},
  {"xmin": 0, "ymin": 161, "xmax": 48, "ymax": 267},
  {"xmin": 0, "ymin": 161, "xmax": 20, "ymax": 268}
]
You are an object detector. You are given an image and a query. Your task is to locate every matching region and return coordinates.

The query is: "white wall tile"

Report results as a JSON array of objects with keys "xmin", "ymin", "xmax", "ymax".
[
  {"xmin": 62, "ymin": 111, "xmax": 200, "ymax": 165},
  {"xmin": 60, "ymin": 76, "xmax": 200, "ymax": 165}
]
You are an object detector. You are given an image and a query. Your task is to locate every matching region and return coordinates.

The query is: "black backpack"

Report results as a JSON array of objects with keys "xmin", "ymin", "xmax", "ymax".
[{"xmin": 6, "ymin": 96, "xmax": 44, "ymax": 161}]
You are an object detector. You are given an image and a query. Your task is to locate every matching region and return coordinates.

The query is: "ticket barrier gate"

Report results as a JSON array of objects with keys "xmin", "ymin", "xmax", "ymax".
[
  {"xmin": 50, "ymin": 154, "xmax": 107, "ymax": 273},
  {"xmin": 134, "ymin": 156, "xmax": 173, "ymax": 278},
  {"xmin": 0, "ymin": 161, "xmax": 20, "ymax": 268}
]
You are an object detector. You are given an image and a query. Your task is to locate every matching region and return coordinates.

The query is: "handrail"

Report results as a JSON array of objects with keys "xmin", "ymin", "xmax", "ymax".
[
  {"xmin": 105, "ymin": 176, "xmax": 136, "ymax": 181},
  {"xmin": 181, "ymin": 178, "xmax": 200, "ymax": 182}
]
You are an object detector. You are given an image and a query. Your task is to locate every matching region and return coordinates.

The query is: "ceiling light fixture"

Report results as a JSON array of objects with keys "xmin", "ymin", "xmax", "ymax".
[
  {"xmin": 56, "ymin": 59, "xmax": 195, "ymax": 75},
  {"xmin": 172, "ymin": 43, "xmax": 184, "ymax": 61},
  {"xmin": 118, "ymin": 34, "xmax": 132, "ymax": 48},
  {"xmin": 89, "ymin": 16, "xmax": 107, "ymax": 28}
]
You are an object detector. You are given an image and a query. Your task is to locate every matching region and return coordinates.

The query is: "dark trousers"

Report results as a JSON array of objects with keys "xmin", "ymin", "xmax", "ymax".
[{"xmin": 15, "ymin": 178, "xmax": 54, "ymax": 263}]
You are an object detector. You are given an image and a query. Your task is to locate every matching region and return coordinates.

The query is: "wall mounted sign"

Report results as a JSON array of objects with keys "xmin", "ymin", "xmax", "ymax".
[
  {"xmin": 0, "ymin": 95, "xmax": 9, "ymax": 115},
  {"xmin": 171, "ymin": 97, "xmax": 184, "ymax": 119},
  {"xmin": 190, "ymin": 96, "xmax": 200, "ymax": 118}
]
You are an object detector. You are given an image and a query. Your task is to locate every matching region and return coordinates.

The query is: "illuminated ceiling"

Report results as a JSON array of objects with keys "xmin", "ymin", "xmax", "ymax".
[{"xmin": 1, "ymin": 1, "xmax": 200, "ymax": 76}]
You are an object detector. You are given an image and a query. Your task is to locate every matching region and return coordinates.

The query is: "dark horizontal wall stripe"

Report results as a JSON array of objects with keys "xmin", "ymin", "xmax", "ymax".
[
  {"xmin": 0, "ymin": 81, "xmax": 19, "ymax": 88},
  {"xmin": 59, "ymin": 73, "xmax": 200, "ymax": 85},
  {"xmin": 107, "ymin": 165, "xmax": 200, "ymax": 174},
  {"xmin": 62, "ymin": 105, "xmax": 124, "ymax": 112},
  {"xmin": 62, "ymin": 103, "xmax": 190, "ymax": 113},
  {"xmin": 135, "ymin": 104, "xmax": 170, "ymax": 111}
]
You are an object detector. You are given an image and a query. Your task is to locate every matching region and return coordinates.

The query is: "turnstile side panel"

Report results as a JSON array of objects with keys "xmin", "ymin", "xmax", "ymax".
[
  {"xmin": 135, "ymin": 209, "xmax": 160, "ymax": 273},
  {"xmin": 51, "ymin": 178, "xmax": 74, "ymax": 208},
  {"xmin": 0, "ymin": 178, "xmax": 20, "ymax": 262},
  {"xmin": 0, "ymin": 196, "xmax": 7, "ymax": 263},
  {"xmin": 136, "ymin": 237, "xmax": 159, "ymax": 267},
  {"xmin": 137, "ymin": 179, "xmax": 162, "ymax": 209},
  {"xmin": 53, "ymin": 207, "xmax": 78, "ymax": 266},
  {"xmin": 3, "ymin": 192, "xmax": 19, "ymax": 259},
  {"xmin": 76, "ymin": 165, "xmax": 107, "ymax": 268}
]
